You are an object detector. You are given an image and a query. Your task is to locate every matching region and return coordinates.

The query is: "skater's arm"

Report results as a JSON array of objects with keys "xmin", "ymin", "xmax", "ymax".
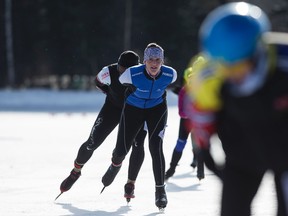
[{"xmin": 95, "ymin": 66, "xmax": 110, "ymax": 93}]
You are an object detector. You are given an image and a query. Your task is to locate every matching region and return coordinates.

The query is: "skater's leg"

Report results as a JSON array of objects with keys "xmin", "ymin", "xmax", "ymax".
[
  {"xmin": 191, "ymin": 134, "xmax": 198, "ymax": 168},
  {"xmin": 274, "ymin": 171, "xmax": 288, "ymax": 215},
  {"xmin": 124, "ymin": 126, "xmax": 147, "ymax": 201},
  {"xmin": 60, "ymin": 102, "xmax": 121, "ymax": 193},
  {"xmin": 200, "ymin": 147, "xmax": 223, "ymax": 179},
  {"xmin": 165, "ymin": 147, "xmax": 183, "ymax": 179},
  {"xmin": 196, "ymin": 152, "xmax": 205, "ymax": 180},
  {"xmin": 128, "ymin": 126, "xmax": 147, "ymax": 181},
  {"xmin": 147, "ymin": 111, "xmax": 167, "ymax": 186},
  {"xmin": 76, "ymin": 102, "xmax": 122, "ymax": 163},
  {"xmin": 145, "ymin": 102, "xmax": 168, "ymax": 209},
  {"xmin": 102, "ymin": 104, "xmax": 144, "ymax": 187},
  {"xmin": 221, "ymin": 162, "xmax": 264, "ymax": 216},
  {"xmin": 112, "ymin": 105, "xmax": 144, "ymax": 164},
  {"xmin": 166, "ymin": 118, "xmax": 190, "ymax": 179}
]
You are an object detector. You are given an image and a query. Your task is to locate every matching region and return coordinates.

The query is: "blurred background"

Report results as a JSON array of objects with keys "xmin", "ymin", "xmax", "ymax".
[{"xmin": 0, "ymin": 0, "xmax": 287, "ymax": 90}]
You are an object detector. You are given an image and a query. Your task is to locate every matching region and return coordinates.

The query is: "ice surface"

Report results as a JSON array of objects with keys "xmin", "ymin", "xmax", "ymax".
[{"xmin": 0, "ymin": 89, "xmax": 276, "ymax": 215}]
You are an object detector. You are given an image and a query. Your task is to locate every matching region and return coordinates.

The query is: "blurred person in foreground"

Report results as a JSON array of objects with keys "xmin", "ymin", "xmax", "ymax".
[
  {"xmin": 56, "ymin": 51, "xmax": 148, "ymax": 200},
  {"xmin": 101, "ymin": 43, "xmax": 177, "ymax": 210},
  {"xmin": 185, "ymin": 2, "xmax": 288, "ymax": 215}
]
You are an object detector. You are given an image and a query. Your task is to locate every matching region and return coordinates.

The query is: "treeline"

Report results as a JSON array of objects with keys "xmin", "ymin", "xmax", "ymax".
[{"xmin": 0, "ymin": 0, "xmax": 287, "ymax": 89}]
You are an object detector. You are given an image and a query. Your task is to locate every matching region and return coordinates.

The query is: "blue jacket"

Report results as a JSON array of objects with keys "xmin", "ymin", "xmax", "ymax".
[{"xmin": 119, "ymin": 64, "xmax": 177, "ymax": 108}]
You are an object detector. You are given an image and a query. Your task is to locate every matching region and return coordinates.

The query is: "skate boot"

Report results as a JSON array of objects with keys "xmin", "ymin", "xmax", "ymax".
[
  {"xmin": 60, "ymin": 169, "xmax": 81, "ymax": 192},
  {"xmin": 165, "ymin": 166, "xmax": 176, "ymax": 180},
  {"xmin": 55, "ymin": 161, "xmax": 83, "ymax": 200},
  {"xmin": 197, "ymin": 161, "xmax": 205, "ymax": 181},
  {"xmin": 155, "ymin": 185, "xmax": 168, "ymax": 211},
  {"xmin": 197, "ymin": 168, "xmax": 205, "ymax": 180},
  {"xmin": 165, "ymin": 149, "xmax": 182, "ymax": 180},
  {"xmin": 124, "ymin": 182, "xmax": 135, "ymax": 203},
  {"xmin": 102, "ymin": 163, "xmax": 122, "ymax": 187},
  {"xmin": 190, "ymin": 157, "xmax": 198, "ymax": 169}
]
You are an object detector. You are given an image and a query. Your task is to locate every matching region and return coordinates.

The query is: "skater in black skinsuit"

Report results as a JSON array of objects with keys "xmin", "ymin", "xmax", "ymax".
[{"xmin": 57, "ymin": 51, "xmax": 147, "ymax": 199}]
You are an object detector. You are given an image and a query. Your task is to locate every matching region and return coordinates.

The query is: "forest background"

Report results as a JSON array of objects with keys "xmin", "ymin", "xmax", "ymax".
[{"xmin": 1, "ymin": 0, "xmax": 287, "ymax": 89}]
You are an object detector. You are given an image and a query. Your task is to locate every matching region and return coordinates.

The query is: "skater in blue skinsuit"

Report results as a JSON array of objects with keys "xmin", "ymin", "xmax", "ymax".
[{"xmin": 101, "ymin": 43, "xmax": 177, "ymax": 210}]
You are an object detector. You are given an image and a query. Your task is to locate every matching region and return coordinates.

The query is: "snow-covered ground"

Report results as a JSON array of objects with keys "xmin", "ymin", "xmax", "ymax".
[{"xmin": 0, "ymin": 89, "xmax": 277, "ymax": 215}]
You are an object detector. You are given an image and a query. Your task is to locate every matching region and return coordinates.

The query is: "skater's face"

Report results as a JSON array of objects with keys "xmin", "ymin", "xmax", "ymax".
[{"xmin": 145, "ymin": 57, "xmax": 163, "ymax": 77}]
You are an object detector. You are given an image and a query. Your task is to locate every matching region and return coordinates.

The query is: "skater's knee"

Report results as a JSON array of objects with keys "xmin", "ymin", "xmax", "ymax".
[
  {"xmin": 112, "ymin": 152, "xmax": 125, "ymax": 164},
  {"xmin": 132, "ymin": 140, "xmax": 144, "ymax": 150},
  {"xmin": 85, "ymin": 140, "xmax": 99, "ymax": 151},
  {"xmin": 175, "ymin": 139, "xmax": 187, "ymax": 152},
  {"xmin": 112, "ymin": 156, "xmax": 125, "ymax": 165}
]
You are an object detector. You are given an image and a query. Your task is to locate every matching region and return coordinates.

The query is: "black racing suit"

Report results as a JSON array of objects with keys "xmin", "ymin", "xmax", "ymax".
[
  {"xmin": 112, "ymin": 102, "xmax": 168, "ymax": 186},
  {"xmin": 75, "ymin": 63, "xmax": 146, "ymax": 181},
  {"xmin": 217, "ymin": 42, "xmax": 288, "ymax": 216}
]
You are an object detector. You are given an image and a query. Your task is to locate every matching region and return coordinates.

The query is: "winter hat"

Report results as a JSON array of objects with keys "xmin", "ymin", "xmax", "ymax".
[{"xmin": 118, "ymin": 51, "xmax": 140, "ymax": 68}]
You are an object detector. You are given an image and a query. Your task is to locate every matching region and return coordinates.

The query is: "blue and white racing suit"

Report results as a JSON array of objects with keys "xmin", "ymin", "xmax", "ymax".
[{"xmin": 112, "ymin": 64, "xmax": 177, "ymax": 186}]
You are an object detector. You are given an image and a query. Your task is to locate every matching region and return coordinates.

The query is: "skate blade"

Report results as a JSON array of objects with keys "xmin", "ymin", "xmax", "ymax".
[
  {"xmin": 54, "ymin": 192, "xmax": 63, "ymax": 201},
  {"xmin": 197, "ymin": 176, "xmax": 205, "ymax": 182},
  {"xmin": 124, "ymin": 194, "xmax": 135, "ymax": 204},
  {"xmin": 100, "ymin": 186, "xmax": 106, "ymax": 194},
  {"xmin": 158, "ymin": 207, "xmax": 165, "ymax": 212}
]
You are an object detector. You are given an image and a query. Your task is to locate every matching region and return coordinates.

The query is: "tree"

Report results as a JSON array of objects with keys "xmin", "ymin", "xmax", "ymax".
[{"xmin": 4, "ymin": 0, "xmax": 15, "ymax": 87}]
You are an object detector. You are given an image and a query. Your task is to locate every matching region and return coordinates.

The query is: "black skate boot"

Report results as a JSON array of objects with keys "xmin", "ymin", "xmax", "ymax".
[
  {"xmin": 55, "ymin": 161, "xmax": 83, "ymax": 200},
  {"xmin": 165, "ymin": 150, "xmax": 182, "ymax": 180},
  {"xmin": 124, "ymin": 182, "xmax": 135, "ymax": 203},
  {"xmin": 197, "ymin": 168, "xmax": 205, "ymax": 180},
  {"xmin": 155, "ymin": 185, "xmax": 168, "ymax": 210},
  {"xmin": 60, "ymin": 169, "xmax": 81, "ymax": 192},
  {"xmin": 102, "ymin": 163, "xmax": 122, "ymax": 188},
  {"xmin": 59, "ymin": 160, "xmax": 83, "ymax": 193},
  {"xmin": 191, "ymin": 149, "xmax": 198, "ymax": 168},
  {"xmin": 165, "ymin": 166, "xmax": 176, "ymax": 180},
  {"xmin": 190, "ymin": 157, "xmax": 198, "ymax": 168},
  {"xmin": 197, "ymin": 160, "xmax": 205, "ymax": 180}
]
